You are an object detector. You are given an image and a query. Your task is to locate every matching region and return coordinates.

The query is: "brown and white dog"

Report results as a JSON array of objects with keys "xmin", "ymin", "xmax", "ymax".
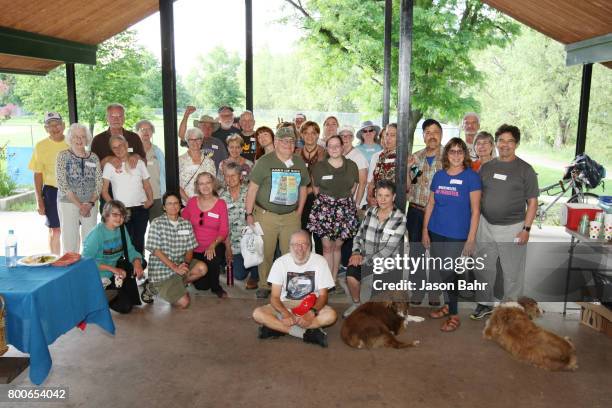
[
  {"xmin": 483, "ymin": 297, "xmax": 578, "ymax": 371},
  {"xmin": 341, "ymin": 294, "xmax": 423, "ymax": 349}
]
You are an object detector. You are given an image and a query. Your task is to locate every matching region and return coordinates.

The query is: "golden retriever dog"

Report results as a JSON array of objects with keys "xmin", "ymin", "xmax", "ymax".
[
  {"xmin": 483, "ymin": 297, "xmax": 578, "ymax": 371},
  {"xmin": 341, "ymin": 293, "xmax": 423, "ymax": 349}
]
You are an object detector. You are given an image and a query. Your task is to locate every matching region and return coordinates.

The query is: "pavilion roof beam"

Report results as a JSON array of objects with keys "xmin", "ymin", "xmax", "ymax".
[
  {"xmin": 0, "ymin": 26, "xmax": 97, "ymax": 66},
  {"xmin": 565, "ymin": 33, "xmax": 612, "ymax": 67}
]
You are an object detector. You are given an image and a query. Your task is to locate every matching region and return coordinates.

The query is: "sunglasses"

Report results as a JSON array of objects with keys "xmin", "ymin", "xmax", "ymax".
[{"xmin": 362, "ymin": 128, "xmax": 375, "ymax": 133}]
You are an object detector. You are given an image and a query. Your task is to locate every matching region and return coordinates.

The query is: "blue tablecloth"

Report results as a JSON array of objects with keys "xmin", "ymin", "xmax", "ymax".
[{"xmin": 0, "ymin": 257, "xmax": 115, "ymax": 384}]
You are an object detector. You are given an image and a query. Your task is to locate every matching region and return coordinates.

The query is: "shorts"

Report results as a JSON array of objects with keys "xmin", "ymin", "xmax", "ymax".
[
  {"xmin": 265, "ymin": 300, "xmax": 301, "ymax": 319},
  {"xmin": 151, "ymin": 274, "xmax": 187, "ymax": 304},
  {"xmin": 42, "ymin": 185, "xmax": 60, "ymax": 228},
  {"xmin": 346, "ymin": 263, "xmax": 373, "ymax": 282},
  {"xmin": 347, "ymin": 264, "xmax": 362, "ymax": 282}
]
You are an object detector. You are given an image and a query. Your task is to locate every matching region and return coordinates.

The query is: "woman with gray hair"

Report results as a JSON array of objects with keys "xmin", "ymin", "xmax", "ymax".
[
  {"xmin": 471, "ymin": 131, "xmax": 497, "ymax": 172},
  {"xmin": 55, "ymin": 123, "xmax": 102, "ymax": 253},
  {"xmin": 217, "ymin": 133, "xmax": 254, "ymax": 186},
  {"xmin": 136, "ymin": 119, "xmax": 166, "ymax": 220},
  {"xmin": 179, "ymin": 127, "xmax": 215, "ymax": 203},
  {"xmin": 220, "ymin": 162, "xmax": 258, "ymax": 289},
  {"xmin": 102, "ymin": 134, "xmax": 153, "ymax": 257}
]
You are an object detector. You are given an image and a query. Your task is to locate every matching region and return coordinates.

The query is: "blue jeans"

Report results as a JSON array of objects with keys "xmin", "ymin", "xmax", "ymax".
[
  {"xmin": 233, "ymin": 253, "xmax": 259, "ymax": 281},
  {"xmin": 428, "ymin": 230, "xmax": 464, "ymax": 315}
]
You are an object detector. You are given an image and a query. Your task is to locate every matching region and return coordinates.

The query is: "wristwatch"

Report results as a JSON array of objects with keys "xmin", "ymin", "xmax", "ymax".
[
  {"xmin": 523, "ymin": 226, "xmax": 531, "ymax": 232},
  {"xmin": 310, "ymin": 307, "xmax": 319, "ymax": 316},
  {"xmin": 245, "ymin": 212, "xmax": 253, "ymax": 220}
]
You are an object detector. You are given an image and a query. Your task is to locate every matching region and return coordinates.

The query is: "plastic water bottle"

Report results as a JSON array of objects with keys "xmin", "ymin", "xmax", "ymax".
[{"xmin": 4, "ymin": 230, "xmax": 18, "ymax": 268}]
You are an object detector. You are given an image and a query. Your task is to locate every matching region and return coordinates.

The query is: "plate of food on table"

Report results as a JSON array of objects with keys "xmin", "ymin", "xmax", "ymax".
[{"xmin": 17, "ymin": 254, "xmax": 60, "ymax": 267}]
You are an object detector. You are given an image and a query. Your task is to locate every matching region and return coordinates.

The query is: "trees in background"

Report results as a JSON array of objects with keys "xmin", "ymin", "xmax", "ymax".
[
  {"xmin": 474, "ymin": 28, "xmax": 612, "ymax": 150},
  {"xmin": 186, "ymin": 46, "xmax": 243, "ymax": 110},
  {"xmin": 282, "ymin": 0, "xmax": 519, "ymax": 137},
  {"xmin": 11, "ymin": 31, "xmax": 185, "ymax": 132}
]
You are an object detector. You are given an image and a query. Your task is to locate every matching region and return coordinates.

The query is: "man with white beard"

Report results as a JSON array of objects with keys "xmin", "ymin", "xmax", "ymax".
[{"xmin": 213, "ymin": 105, "xmax": 240, "ymax": 144}]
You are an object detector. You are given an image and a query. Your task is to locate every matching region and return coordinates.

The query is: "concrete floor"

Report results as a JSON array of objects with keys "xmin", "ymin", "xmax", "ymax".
[{"xmin": 3, "ymin": 290, "xmax": 611, "ymax": 408}]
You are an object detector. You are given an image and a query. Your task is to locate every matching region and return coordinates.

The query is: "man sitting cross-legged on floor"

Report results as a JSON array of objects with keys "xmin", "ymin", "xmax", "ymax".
[
  {"xmin": 143, "ymin": 191, "xmax": 207, "ymax": 308},
  {"xmin": 252, "ymin": 230, "xmax": 337, "ymax": 347}
]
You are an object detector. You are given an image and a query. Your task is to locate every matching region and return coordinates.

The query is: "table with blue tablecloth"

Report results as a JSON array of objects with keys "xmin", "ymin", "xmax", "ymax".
[{"xmin": 0, "ymin": 257, "xmax": 115, "ymax": 384}]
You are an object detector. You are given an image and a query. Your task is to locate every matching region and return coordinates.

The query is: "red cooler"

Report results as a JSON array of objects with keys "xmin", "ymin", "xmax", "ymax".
[{"xmin": 561, "ymin": 203, "xmax": 603, "ymax": 230}]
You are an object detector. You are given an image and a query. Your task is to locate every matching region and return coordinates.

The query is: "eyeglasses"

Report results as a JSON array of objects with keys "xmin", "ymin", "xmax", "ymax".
[
  {"xmin": 290, "ymin": 242, "xmax": 309, "ymax": 248},
  {"xmin": 448, "ymin": 149, "xmax": 465, "ymax": 156},
  {"xmin": 187, "ymin": 138, "xmax": 201, "ymax": 142}
]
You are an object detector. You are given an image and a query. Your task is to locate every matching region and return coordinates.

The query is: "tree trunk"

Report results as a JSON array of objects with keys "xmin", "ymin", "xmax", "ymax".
[
  {"xmin": 406, "ymin": 108, "xmax": 423, "ymax": 154},
  {"xmin": 554, "ymin": 117, "xmax": 571, "ymax": 148}
]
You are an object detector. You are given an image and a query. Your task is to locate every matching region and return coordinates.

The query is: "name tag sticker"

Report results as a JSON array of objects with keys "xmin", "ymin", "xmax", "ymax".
[
  {"xmin": 177, "ymin": 230, "xmax": 190, "ymax": 236},
  {"xmin": 250, "ymin": 137, "xmax": 256, "ymax": 142},
  {"xmin": 85, "ymin": 161, "xmax": 97, "ymax": 168},
  {"xmin": 147, "ymin": 161, "xmax": 154, "ymax": 166},
  {"xmin": 208, "ymin": 212, "xmax": 219, "ymax": 219},
  {"xmin": 493, "ymin": 173, "xmax": 507, "ymax": 181},
  {"xmin": 285, "ymin": 159, "xmax": 294, "ymax": 168},
  {"xmin": 322, "ymin": 175, "xmax": 333, "ymax": 180},
  {"xmin": 128, "ymin": 147, "xmax": 134, "ymax": 153},
  {"xmin": 211, "ymin": 144, "xmax": 219, "ymax": 150},
  {"xmin": 227, "ymin": 203, "xmax": 235, "ymax": 209},
  {"xmin": 242, "ymin": 171, "xmax": 248, "ymax": 175},
  {"xmin": 384, "ymin": 158, "xmax": 395, "ymax": 164},
  {"xmin": 450, "ymin": 179, "xmax": 463, "ymax": 185}
]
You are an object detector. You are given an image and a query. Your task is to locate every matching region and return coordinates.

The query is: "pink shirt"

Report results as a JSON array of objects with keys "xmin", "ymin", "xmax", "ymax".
[{"xmin": 182, "ymin": 197, "xmax": 229, "ymax": 253}]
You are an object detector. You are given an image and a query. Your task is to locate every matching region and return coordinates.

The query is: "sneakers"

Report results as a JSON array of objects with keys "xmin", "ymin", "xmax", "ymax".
[
  {"xmin": 256, "ymin": 288, "xmax": 271, "ymax": 299},
  {"xmin": 258, "ymin": 325, "xmax": 286, "ymax": 339},
  {"xmin": 342, "ymin": 302, "xmax": 360, "ymax": 319},
  {"xmin": 140, "ymin": 279, "xmax": 154, "ymax": 304},
  {"xmin": 470, "ymin": 304, "xmax": 493, "ymax": 320},
  {"xmin": 303, "ymin": 328, "xmax": 328, "ymax": 348}
]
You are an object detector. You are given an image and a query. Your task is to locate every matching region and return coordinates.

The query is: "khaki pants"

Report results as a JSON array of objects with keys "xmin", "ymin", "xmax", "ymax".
[
  {"xmin": 474, "ymin": 216, "xmax": 527, "ymax": 305},
  {"xmin": 254, "ymin": 205, "xmax": 301, "ymax": 289}
]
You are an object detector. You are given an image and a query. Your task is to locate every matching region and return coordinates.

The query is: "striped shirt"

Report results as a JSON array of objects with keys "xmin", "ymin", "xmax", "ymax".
[
  {"xmin": 352, "ymin": 206, "xmax": 407, "ymax": 266},
  {"xmin": 145, "ymin": 214, "xmax": 198, "ymax": 283}
]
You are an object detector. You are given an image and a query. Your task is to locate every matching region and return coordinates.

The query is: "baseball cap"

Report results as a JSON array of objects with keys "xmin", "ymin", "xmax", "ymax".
[
  {"xmin": 44, "ymin": 112, "xmax": 62, "ymax": 124},
  {"xmin": 275, "ymin": 127, "xmax": 296, "ymax": 139},
  {"xmin": 217, "ymin": 105, "xmax": 234, "ymax": 114}
]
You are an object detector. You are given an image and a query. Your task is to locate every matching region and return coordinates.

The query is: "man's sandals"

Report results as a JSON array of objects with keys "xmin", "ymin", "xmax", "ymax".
[{"xmin": 440, "ymin": 316, "xmax": 461, "ymax": 332}]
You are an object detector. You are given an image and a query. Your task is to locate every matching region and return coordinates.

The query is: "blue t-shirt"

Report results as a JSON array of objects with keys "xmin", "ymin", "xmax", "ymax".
[{"xmin": 428, "ymin": 168, "xmax": 481, "ymax": 240}]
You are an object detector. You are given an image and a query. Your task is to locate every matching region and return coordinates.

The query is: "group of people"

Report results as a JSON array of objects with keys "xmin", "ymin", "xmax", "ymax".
[{"xmin": 28, "ymin": 105, "xmax": 538, "ymax": 346}]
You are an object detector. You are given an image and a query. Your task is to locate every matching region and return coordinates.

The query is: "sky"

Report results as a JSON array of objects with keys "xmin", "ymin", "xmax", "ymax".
[{"xmin": 132, "ymin": 0, "xmax": 303, "ymax": 76}]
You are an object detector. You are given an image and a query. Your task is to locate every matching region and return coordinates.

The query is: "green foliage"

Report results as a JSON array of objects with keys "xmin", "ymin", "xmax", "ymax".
[
  {"xmin": 12, "ymin": 31, "xmax": 156, "ymax": 131},
  {"xmin": 283, "ymin": 0, "xmax": 519, "ymax": 132},
  {"xmin": 0, "ymin": 142, "xmax": 17, "ymax": 197},
  {"xmin": 474, "ymin": 28, "xmax": 612, "ymax": 154},
  {"xmin": 186, "ymin": 46, "xmax": 243, "ymax": 109},
  {"xmin": 239, "ymin": 46, "xmax": 359, "ymax": 112}
]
